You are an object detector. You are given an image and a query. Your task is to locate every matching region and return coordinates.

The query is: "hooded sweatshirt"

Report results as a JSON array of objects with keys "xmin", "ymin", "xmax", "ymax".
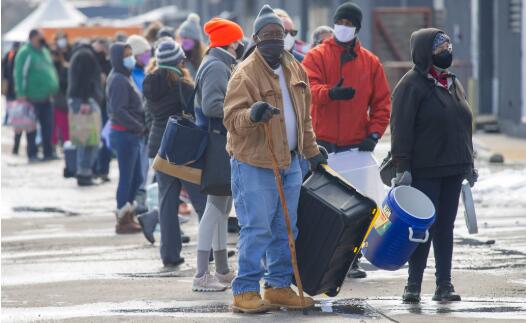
[
  {"xmin": 390, "ymin": 28, "xmax": 473, "ymax": 178},
  {"xmin": 106, "ymin": 43, "xmax": 145, "ymax": 135}
]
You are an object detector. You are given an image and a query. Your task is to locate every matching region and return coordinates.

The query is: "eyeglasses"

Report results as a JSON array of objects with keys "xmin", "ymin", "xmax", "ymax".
[{"xmin": 285, "ymin": 29, "xmax": 298, "ymax": 37}]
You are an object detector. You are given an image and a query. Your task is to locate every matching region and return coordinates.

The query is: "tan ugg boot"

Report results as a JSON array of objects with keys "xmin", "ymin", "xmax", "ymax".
[
  {"xmin": 115, "ymin": 203, "xmax": 141, "ymax": 234},
  {"xmin": 263, "ymin": 287, "xmax": 315, "ymax": 310},
  {"xmin": 232, "ymin": 292, "xmax": 271, "ymax": 314}
]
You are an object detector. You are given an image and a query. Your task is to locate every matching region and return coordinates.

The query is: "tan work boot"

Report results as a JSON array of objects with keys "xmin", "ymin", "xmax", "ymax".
[
  {"xmin": 263, "ymin": 287, "xmax": 315, "ymax": 310},
  {"xmin": 232, "ymin": 292, "xmax": 271, "ymax": 314},
  {"xmin": 116, "ymin": 203, "xmax": 141, "ymax": 234}
]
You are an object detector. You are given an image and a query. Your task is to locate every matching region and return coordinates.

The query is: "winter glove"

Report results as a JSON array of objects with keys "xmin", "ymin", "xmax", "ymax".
[
  {"xmin": 358, "ymin": 133, "xmax": 380, "ymax": 152},
  {"xmin": 328, "ymin": 78, "xmax": 356, "ymax": 101},
  {"xmin": 392, "ymin": 171, "xmax": 412, "ymax": 187},
  {"xmin": 308, "ymin": 146, "xmax": 328, "ymax": 172},
  {"xmin": 465, "ymin": 167, "xmax": 479, "ymax": 187},
  {"xmin": 249, "ymin": 101, "xmax": 280, "ymax": 123}
]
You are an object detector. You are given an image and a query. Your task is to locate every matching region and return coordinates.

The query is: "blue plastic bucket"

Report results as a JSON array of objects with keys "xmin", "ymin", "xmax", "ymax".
[{"xmin": 362, "ymin": 186, "xmax": 436, "ymax": 271}]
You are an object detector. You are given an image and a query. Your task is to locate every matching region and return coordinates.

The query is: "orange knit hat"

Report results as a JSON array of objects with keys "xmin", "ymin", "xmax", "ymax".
[{"xmin": 204, "ymin": 18, "xmax": 244, "ymax": 48}]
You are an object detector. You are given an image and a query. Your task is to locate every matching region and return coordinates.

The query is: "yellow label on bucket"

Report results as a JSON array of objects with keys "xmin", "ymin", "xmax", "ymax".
[
  {"xmin": 374, "ymin": 205, "xmax": 392, "ymax": 236},
  {"xmin": 374, "ymin": 205, "xmax": 391, "ymax": 229}
]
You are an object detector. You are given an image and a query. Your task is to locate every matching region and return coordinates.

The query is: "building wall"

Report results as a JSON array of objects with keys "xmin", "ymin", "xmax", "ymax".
[{"xmin": 495, "ymin": 0, "xmax": 525, "ymax": 137}]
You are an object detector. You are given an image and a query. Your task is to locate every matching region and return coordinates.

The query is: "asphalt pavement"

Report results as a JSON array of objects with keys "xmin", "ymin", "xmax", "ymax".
[{"xmin": 2, "ymin": 125, "xmax": 526, "ymax": 323}]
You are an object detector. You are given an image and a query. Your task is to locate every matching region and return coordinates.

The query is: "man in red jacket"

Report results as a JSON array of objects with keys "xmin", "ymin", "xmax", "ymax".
[
  {"xmin": 303, "ymin": 2, "xmax": 391, "ymax": 154},
  {"xmin": 303, "ymin": 2, "xmax": 391, "ymax": 278}
]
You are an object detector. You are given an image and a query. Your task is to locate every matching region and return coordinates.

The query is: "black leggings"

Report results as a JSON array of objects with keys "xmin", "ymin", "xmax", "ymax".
[{"xmin": 408, "ymin": 174, "xmax": 463, "ymax": 287}]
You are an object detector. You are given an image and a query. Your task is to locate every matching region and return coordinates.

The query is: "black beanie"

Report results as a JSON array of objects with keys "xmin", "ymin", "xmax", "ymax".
[{"xmin": 333, "ymin": 2, "xmax": 362, "ymax": 32}]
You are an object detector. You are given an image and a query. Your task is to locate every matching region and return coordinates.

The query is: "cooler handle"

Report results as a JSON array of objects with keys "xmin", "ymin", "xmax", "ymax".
[{"xmin": 408, "ymin": 227, "xmax": 429, "ymax": 243}]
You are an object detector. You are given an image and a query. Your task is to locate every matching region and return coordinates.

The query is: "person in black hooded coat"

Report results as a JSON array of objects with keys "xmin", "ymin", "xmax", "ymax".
[{"xmin": 390, "ymin": 28, "xmax": 478, "ymax": 303}]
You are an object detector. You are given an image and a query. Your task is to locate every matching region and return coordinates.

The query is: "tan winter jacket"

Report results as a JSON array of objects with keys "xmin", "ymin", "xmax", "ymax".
[{"xmin": 224, "ymin": 48, "xmax": 320, "ymax": 169}]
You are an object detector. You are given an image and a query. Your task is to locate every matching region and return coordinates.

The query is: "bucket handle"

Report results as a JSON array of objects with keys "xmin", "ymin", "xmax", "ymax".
[{"xmin": 408, "ymin": 227, "xmax": 429, "ymax": 243}]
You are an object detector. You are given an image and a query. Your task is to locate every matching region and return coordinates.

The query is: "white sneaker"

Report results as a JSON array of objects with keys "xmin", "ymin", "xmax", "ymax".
[
  {"xmin": 215, "ymin": 270, "xmax": 236, "ymax": 287},
  {"xmin": 192, "ymin": 272, "xmax": 227, "ymax": 292}
]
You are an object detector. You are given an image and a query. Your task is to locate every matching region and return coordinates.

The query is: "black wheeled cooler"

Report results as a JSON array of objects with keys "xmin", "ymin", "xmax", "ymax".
[{"xmin": 294, "ymin": 166, "xmax": 378, "ymax": 297}]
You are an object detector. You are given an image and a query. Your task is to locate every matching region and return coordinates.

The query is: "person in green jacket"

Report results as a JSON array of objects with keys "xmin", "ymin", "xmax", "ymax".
[{"xmin": 14, "ymin": 29, "xmax": 59, "ymax": 162}]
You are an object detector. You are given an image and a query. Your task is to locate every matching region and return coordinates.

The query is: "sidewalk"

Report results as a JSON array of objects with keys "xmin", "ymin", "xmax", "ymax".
[
  {"xmin": 2, "ymin": 124, "xmax": 526, "ymax": 322},
  {"xmin": 473, "ymin": 132, "xmax": 526, "ymax": 162}
]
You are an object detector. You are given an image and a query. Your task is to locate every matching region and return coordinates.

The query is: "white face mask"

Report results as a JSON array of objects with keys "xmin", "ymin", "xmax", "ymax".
[
  {"xmin": 57, "ymin": 38, "xmax": 68, "ymax": 49},
  {"xmin": 284, "ymin": 33, "xmax": 295, "ymax": 51},
  {"xmin": 334, "ymin": 24, "xmax": 356, "ymax": 43}
]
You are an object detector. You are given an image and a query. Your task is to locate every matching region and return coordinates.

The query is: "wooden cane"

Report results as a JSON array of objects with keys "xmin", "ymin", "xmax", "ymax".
[{"xmin": 263, "ymin": 122, "xmax": 306, "ymax": 310}]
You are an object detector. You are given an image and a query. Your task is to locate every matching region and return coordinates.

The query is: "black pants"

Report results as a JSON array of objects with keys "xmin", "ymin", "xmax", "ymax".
[
  {"xmin": 408, "ymin": 174, "xmax": 463, "ymax": 287},
  {"xmin": 157, "ymin": 171, "xmax": 207, "ymax": 264},
  {"xmin": 26, "ymin": 101, "xmax": 54, "ymax": 159}
]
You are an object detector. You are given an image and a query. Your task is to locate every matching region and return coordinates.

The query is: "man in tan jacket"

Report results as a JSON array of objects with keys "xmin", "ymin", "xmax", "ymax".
[{"xmin": 224, "ymin": 4, "xmax": 326, "ymax": 314}]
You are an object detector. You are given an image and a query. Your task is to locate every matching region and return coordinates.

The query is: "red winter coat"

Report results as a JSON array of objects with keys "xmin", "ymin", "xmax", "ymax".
[{"xmin": 302, "ymin": 37, "xmax": 391, "ymax": 146}]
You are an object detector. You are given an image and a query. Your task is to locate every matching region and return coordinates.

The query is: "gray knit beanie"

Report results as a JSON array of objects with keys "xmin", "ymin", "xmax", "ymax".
[
  {"xmin": 177, "ymin": 13, "xmax": 203, "ymax": 41},
  {"xmin": 253, "ymin": 5, "xmax": 283, "ymax": 36},
  {"xmin": 156, "ymin": 39, "xmax": 186, "ymax": 68}
]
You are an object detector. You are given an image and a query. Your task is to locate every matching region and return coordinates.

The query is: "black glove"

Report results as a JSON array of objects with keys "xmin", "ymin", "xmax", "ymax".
[
  {"xmin": 358, "ymin": 133, "xmax": 380, "ymax": 152},
  {"xmin": 308, "ymin": 146, "xmax": 328, "ymax": 172},
  {"xmin": 328, "ymin": 78, "xmax": 356, "ymax": 101},
  {"xmin": 465, "ymin": 167, "xmax": 478, "ymax": 187},
  {"xmin": 249, "ymin": 101, "xmax": 280, "ymax": 123}
]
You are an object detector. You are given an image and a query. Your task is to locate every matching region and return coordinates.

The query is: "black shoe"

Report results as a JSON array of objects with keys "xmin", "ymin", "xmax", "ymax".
[
  {"xmin": 227, "ymin": 250, "xmax": 236, "ymax": 258},
  {"xmin": 181, "ymin": 235, "xmax": 190, "ymax": 244},
  {"xmin": 163, "ymin": 257, "xmax": 185, "ymax": 268},
  {"xmin": 227, "ymin": 217, "xmax": 240, "ymax": 234},
  {"xmin": 403, "ymin": 285, "xmax": 421, "ymax": 303},
  {"xmin": 77, "ymin": 175, "xmax": 94, "ymax": 186},
  {"xmin": 432, "ymin": 283, "xmax": 461, "ymax": 302},
  {"xmin": 347, "ymin": 262, "xmax": 367, "ymax": 279}
]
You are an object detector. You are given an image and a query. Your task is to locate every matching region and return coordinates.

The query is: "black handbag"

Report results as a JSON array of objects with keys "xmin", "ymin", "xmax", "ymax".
[
  {"xmin": 153, "ymin": 115, "xmax": 208, "ymax": 184},
  {"xmin": 379, "ymin": 151, "xmax": 396, "ymax": 186},
  {"xmin": 200, "ymin": 121, "xmax": 231, "ymax": 196}
]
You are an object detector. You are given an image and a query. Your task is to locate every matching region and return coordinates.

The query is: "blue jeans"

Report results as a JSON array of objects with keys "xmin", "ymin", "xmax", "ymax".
[
  {"xmin": 231, "ymin": 155, "xmax": 302, "ymax": 295},
  {"xmin": 110, "ymin": 130, "xmax": 143, "ymax": 209}
]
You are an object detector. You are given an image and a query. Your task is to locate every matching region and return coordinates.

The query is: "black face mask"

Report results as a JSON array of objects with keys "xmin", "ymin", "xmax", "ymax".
[
  {"xmin": 432, "ymin": 51, "xmax": 453, "ymax": 69},
  {"xmin": 235, "ymin": 43, "xmax": 245, "ymax": 60},
  {"xmin": 257, "ymin": 39, "xmax": 284, "ymax": 69}
]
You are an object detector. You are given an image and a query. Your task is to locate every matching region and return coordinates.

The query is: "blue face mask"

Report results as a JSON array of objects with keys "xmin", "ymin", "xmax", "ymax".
[{"xmin": 123, "ymin": 56, "xmax": 136, "ymax": 70}]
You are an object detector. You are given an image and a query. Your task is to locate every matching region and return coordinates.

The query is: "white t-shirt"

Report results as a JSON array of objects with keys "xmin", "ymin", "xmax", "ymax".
[{"xmin": 273, "ymin": 66, "xmax": 297, "ymax": 151}]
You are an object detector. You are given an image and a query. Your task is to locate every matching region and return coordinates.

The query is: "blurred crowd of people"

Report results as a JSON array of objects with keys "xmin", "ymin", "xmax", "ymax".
[{"xmin": 2, "ymin": 1, "xmax": 476, "ymax": 314}]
